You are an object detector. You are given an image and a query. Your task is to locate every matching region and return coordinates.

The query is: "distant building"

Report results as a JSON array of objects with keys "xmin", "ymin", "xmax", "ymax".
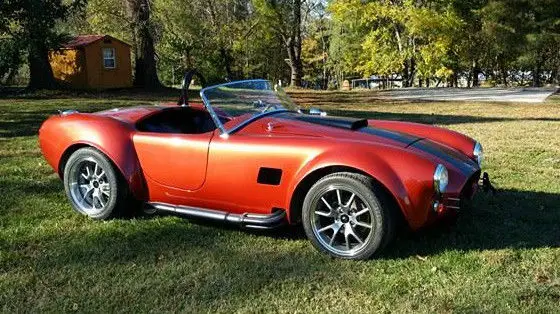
[{"xmin": 49, "ymin": 35, "xmax": 132, "ymax": 89}]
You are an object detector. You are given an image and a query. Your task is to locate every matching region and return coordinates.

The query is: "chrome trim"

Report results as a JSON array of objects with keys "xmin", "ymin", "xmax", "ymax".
[
  {"xmin": 309, "ymin": 107, "xmax": 327, "ymax": 116},
  {"xmin": 227, "ymin": 109, "xmax": 289, "ymax": 135},
  {"xmin": 432, "ymin": 200, "xmax": 440, "ymax": 213},
  {"xmin": 149, "ymin": 202, "xmax": 286, "ymax": 229},
  {"xmin": 199, "ymin": 79, "xmax": 290, "ymax": 138},
  {"xmin": 446, "ymin": 205, "xmax": 461, "ymax": 210},
  {"xmin": 447, "ymin": 197, "xmax": 461, "ymax": 201},
  {"xmin": 199, "ymin": 83, "xmax": 231, "ymax": 137},
  {"xmin": 59, "ymin": 109, "xmax": 79, "ymax": 116},
  {"xmin": 473, "ymin": 141, "xmax": 484, "ymax": 167}
]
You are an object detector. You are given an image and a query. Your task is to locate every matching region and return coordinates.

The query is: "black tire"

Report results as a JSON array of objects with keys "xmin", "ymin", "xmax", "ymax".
[
  {"xmin": 63, "ymin": 147, "xmax": 131, "ymax": 220},
  {"xmin": 301, "ymin": 172, "xmax": 395, "ymax": 260}
]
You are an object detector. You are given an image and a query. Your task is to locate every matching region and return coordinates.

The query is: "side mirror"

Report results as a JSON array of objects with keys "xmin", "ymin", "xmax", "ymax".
[{"xmin": 309, "ymin": 108, "xmax": 327, "ymax": 116}]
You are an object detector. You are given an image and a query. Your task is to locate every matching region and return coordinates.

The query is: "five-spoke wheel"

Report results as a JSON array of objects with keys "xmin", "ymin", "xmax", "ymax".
[{"xmin": 302, "ymin": 172, "xmax": 394, "ymax": 260}]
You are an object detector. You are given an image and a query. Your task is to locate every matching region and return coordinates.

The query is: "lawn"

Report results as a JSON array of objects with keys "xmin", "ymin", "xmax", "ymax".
[{"xmin": 1, "ymin": 89, "xmax": 559, "ymax": 312}]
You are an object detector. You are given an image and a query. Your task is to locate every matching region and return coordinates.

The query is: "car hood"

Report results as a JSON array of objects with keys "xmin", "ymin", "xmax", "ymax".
[
  {"xmin": 264, "ymin": 112, "xmax": 479, "ymax": 176},
  {"xmin": 267, "ymin": 112, "xmax": 420, "ymax": 148}
]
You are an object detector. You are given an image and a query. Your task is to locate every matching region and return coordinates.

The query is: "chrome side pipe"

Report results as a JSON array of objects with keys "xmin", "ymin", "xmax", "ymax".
[{"xmin": 147, "ymin": 202, "xmax": 286, "ymax": 229}]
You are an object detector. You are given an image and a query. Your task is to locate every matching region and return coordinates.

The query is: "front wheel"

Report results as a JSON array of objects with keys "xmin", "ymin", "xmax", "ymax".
[
  {"xmin": 302, "ymin": 172, "xmax": 395, "ymax": 260},
  {"xmin": 63, "ymin": 147, "xmax": 131, "ymax": 220}
]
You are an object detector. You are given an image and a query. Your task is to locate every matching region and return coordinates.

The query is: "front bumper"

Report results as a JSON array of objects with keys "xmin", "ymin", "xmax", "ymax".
[{"xmin": 429, "ymin": 170, "xmax": 488, "ymax": 221}]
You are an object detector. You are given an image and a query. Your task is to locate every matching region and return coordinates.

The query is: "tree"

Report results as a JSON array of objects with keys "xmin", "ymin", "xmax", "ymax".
[
  {"xmin": 301, "ymin": 1, "xmax": 330, "ymax": 89},
  {"xmin": 0, "ymin": 0, "xmax": 85, "ymax": 89},
  {"xmin": 0, "ymin": 37, "xmax": 24, "ymax": 85},
  {"xmin": 125, "ymin": 0, "xmax": 162, "ymax": 89},
  {"xmin": 255, "ymin": 0, "xmax": 305, "ymax": 87},
  {"xmin": 330, "ymin": 0, "xmax": 461, "ymax": 87}
]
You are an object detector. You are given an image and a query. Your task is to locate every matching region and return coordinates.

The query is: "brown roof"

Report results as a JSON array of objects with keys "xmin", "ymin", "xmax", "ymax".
[{"xmin": 62, "ymin": 35, "xmax": 131, "ymax": 49}]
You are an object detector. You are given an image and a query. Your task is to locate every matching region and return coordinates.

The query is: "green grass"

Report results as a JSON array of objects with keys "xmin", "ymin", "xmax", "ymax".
[{"xmin": 1, "ymin": 90, "xmax": 559, "ymax": 312}]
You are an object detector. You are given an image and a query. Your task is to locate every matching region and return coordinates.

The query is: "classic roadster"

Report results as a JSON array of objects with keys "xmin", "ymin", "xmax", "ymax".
[{"xmin": 39, "ymin": 78, "xmax": 484, "ymax": 260}]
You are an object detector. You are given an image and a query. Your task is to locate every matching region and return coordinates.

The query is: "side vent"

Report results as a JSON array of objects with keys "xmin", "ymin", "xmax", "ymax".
[{"xmin": 257, "ymin": 167, "xmax": 282, "ymax": 185}]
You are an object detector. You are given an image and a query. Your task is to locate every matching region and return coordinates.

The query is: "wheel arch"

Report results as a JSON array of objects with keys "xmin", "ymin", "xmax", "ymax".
[
  {"xmin": 58, "ymin": 143, "xmax": 92, "ymax": 178},
  {"xmin": 288, "ymin": 165, "xmax": 405, "ymax": 226},
  {"xmin": 58, "ymin": 141, "xmax": 148, "ymax": 201}
]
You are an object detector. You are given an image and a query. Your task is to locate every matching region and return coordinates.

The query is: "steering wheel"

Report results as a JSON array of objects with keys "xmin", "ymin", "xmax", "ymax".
[{"xmin": 178, "ymin": 69, "xmax": 207, "ymax": 106}]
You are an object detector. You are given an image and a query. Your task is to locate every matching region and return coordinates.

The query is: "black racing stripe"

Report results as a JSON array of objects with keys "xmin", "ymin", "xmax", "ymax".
[
  {"xmin": 359, "ymin": 127, "xmax": 419, "ymax": 146},
  {"xmin": 411, "ymin": 139, "xmax": 478, "ymax": 175}
]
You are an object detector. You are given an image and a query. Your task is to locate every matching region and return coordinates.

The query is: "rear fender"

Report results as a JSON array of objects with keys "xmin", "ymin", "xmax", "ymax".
[{"xmin": 40, "ymin": 114, "xmax": 147, "ymax": 200}]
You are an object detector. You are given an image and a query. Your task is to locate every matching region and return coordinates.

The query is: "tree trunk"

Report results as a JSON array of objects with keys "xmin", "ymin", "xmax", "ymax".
[
  {"xmin": 453, "ymin": 70, "xmax": 458, "ymax": 87},
  {"xmin": 27, "ymin": 40, "xmax": 57, "ymax": 89},
  {"xmin": 220, "ymin": 48, "xmax": 234, "ymax": 80},
  {"xmin": 127, "ymin": 0, "xmax": 161, "ymax": 89},
  {"xmin": 472, "ymin": 60, "xmax": 480, "ymax": 87},
  {"xmin": 286, "ymin": 42, "xmax": 302, "ymax": 87},
  {"xmin": 402, "ymin": 57, "xmax": 416, "ymax": 87},
  {"xmin": 548, "ymin": 69, "xmax": 557, "ymax": 84},
  {"xmin": 499, "ymin": 61, "xmax": 508, "ymax": 86},
  {"xmin": 287, "ymin": 0, "xmax": 302, "ymax": 87},
  {"xmin": 532, "ymin": 64, "xmax": 541, "ymax": 87}
]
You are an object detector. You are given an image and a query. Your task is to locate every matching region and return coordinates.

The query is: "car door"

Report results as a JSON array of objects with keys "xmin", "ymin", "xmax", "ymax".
[{"xmin": 133, "ymin": 132, "xmax": 213, "ymax": 191}]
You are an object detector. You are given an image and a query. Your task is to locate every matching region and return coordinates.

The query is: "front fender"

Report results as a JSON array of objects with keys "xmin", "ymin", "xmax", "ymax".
[
  {"xmin": 370, "ymin": 119, "xmax": 476, "ymax": 157},
  {"xmin": 286, "ymin": 142, "xmax": 437, "ymax": 230}
]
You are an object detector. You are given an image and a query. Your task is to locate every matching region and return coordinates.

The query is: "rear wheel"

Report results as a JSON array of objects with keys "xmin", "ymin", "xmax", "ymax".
[
  {"xmin": 302, "ymin": 172, "xmax": 395, "ymax": 260},
  {"xmin": 63, "ymin": 147, "xmax": 130, "ymax": 220}
]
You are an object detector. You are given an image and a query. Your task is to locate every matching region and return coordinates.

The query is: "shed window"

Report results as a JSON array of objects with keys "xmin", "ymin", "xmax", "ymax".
[{"xmin": 103, "ymin": 48, "xmax": 116, "ymax": 69}]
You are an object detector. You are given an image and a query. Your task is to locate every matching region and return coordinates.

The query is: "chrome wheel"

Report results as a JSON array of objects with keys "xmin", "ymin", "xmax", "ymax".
[
  {"xmin": 68, "ymin": 157, "xmax": 112, "ymax": 215},
  {"xmin": 311, "ymin": 187, "xmax": 375, "ymax": 257}
]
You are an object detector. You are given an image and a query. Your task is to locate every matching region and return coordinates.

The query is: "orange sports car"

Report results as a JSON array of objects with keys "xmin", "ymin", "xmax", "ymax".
[{"xmin": 39, "ymin": 78, "xmax": 486, "ymax": 260}]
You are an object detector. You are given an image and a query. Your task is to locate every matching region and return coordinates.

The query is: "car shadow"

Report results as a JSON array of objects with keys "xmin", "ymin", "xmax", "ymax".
[
  {"xmin": 146, "ymin": 187, "xmax": 560, "ymax": 260},
  {"xmin": 382, "ymin": 188, "xmax": 560, "ymax": 258}
]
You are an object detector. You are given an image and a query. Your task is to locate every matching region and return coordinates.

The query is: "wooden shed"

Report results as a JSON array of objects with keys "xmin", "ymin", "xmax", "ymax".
[{"xmin": 49, "ymin": 35, "xmax": 133, "ymax": 89}]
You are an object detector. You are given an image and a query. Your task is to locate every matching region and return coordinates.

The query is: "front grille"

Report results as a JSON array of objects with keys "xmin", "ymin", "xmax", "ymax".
[
  {"xmin": 442, "ymin": 170, "xmax": 481, "ymax": 212},
  {"xmin": 461, "ymin": 170, "xmax": 481, "ymax": 200}
]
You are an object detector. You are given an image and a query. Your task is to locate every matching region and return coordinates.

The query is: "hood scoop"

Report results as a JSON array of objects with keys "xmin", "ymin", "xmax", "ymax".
[{"xmin": 280, "ymin": 113, "xmax": 368, "ymax": 131}]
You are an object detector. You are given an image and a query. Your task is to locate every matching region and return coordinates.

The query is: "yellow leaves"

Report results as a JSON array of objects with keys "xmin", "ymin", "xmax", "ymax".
[{"xmin": 329, "ymin": 0, "xmax": 465, "ymax": 78}]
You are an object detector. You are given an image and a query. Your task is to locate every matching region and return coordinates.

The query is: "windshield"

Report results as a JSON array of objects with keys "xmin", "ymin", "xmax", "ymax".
[{"xmin": 200, "ymin": 80, "xmax": 299, "ymax": 134}]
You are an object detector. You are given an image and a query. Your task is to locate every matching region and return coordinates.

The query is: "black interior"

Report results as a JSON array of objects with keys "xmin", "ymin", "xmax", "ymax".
[{"xmin": 136, "ymin": 107, "xmax": 217, "ymax": 134}]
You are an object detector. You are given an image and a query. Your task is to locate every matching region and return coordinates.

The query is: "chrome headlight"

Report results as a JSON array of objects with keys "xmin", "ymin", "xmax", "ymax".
[
  {"xmin": 433, "ymin": 164, "xmax": 448, "ymax": 194},
  {"xmin": 473, "ymin": 141, "xmax": 484, "ymax": 167}
]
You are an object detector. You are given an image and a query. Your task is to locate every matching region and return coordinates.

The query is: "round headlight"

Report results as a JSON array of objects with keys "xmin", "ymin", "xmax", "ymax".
[
  {"xmin": 433, "ymin": 164, "xmax": 448, "ymax": 194},
  {"xmin": 473, "ymin": 141, "xmax": 484, "ymax": 167}
]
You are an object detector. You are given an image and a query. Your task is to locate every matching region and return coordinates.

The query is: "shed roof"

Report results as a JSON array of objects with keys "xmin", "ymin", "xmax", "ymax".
[{"xmin": 62, "ymin": 35, "xmax": 131, "ymax": 49}]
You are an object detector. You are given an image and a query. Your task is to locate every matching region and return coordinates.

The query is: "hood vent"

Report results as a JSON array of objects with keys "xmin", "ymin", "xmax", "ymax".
[{"xmin": 279, "ymin": 113, "xmax": 368, "ymax": 131}]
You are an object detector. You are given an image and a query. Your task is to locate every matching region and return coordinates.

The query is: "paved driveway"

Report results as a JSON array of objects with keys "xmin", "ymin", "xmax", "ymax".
[{"xmin": 377, "ymin": 87, "xmax": 558, "ymax": 103}]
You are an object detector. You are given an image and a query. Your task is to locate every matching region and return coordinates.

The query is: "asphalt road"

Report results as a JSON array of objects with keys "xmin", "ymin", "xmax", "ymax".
[{"xmin": 376, "ymin": 87, "xmax": 558, "ymax": 103}]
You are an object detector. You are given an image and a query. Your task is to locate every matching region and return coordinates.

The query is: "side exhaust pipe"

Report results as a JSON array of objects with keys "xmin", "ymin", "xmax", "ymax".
[{"xmin": 148, "ymin": 202, "xmax": 286, "ymax": 229}]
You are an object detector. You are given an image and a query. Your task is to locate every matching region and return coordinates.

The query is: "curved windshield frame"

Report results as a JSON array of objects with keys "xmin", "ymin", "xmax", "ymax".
[{"xmin": 200, "ymin": 79, "xmax": 298, "ymax": 137}]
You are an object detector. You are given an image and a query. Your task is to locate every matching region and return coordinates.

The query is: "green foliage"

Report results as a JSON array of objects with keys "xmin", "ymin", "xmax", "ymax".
[
  {"xmin": 0, "ymin": 37, "xmax": 25, "ymax": 84},
  {"xmin": 63, "ymin": 0, "xmax": 132, "ymax": 44},
  {"xmin": 151, "ymin": 0, "xmax": 289, "ymax": 85},
  {"xmin": 2, "ymin": 0, "xmax": 559, "ymax": 88},
  {"xmin": 330, "ymin": 0, "xmax": 462, "ymax": 85},
  {"xmin": 0, "ymin": 0, "xmax": 86, "ymax": 88}
]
